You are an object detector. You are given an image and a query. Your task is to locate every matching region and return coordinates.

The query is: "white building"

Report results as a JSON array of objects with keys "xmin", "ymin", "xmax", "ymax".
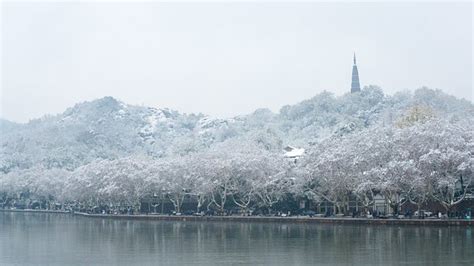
[{"xmin": 283, "ymin": 145, "xmax": 305, "ymax": 159}]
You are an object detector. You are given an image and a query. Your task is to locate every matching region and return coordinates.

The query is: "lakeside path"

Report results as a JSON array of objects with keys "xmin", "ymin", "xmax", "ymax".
[{"xmin": 2, "ymin": 209, "xmax": 473, "ymax": 226}]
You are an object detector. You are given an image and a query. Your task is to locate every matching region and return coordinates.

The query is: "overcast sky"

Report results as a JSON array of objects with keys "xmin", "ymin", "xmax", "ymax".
[{"xmin": 1, "ymin": 1, "xmax": 472, "ymax": 123}]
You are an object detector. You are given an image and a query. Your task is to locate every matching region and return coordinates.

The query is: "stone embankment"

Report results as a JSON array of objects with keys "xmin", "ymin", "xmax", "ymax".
[
  {"xmin": 74, "ymin": 212, "xmax": 474, "ymax": 226},
  {"xmin": 2, "ymin": 209, "xmax": 473, "ymax": 226}
]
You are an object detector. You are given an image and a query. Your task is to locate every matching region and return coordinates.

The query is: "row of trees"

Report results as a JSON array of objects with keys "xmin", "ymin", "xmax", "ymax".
[
  {"xmin": 0, "ymin": 140, "xmax": 290, "ymax": 214},
  {"xmin": 298, "ymin": 119, "xmax": 473, "ymax": 215},
  {"xmin": 1, "ymin": 118, "xmax": 473, "ymax": 216}
]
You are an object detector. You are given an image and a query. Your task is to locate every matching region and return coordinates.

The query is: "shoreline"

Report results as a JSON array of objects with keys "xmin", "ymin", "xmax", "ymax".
[
  {"xmin": 2, "ymin": 209, "xmax": 473, "ymax": 226},
  {"xmin": 0, "ymin": 209, "xmax": 70, "ymax": 214}
]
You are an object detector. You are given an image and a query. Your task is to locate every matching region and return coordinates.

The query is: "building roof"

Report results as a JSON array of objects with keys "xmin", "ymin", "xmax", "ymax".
[{"xmin": 283, "ymin": 145, "xmax": 305, "ymax": 158}]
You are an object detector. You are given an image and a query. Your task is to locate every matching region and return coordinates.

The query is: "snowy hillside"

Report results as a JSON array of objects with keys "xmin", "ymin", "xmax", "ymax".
[{"xmin": 0, "ymin": 86, "xmax": 473, "ymax": 174}]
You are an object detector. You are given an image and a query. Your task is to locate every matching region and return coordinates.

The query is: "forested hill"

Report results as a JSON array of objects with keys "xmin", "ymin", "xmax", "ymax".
[{"xmin": 1, "ymin": 86, "xmax": 473, "ymax": 173}]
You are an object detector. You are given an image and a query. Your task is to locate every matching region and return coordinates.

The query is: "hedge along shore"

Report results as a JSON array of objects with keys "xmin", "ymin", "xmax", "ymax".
[{"xmin": 2, "ymin": 209, "xmax": 473, "ymax": 226}]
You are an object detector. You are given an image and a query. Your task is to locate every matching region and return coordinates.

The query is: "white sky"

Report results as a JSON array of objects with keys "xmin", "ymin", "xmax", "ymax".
[{"xmin": 1, "ymin": 1, "xmax": 472, "ymax": 123}]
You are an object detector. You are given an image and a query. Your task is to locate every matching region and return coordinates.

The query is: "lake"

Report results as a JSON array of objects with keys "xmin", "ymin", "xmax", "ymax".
[{"xmin": 0, "ymin": 212, "xmax": 473, "ymax": 265}]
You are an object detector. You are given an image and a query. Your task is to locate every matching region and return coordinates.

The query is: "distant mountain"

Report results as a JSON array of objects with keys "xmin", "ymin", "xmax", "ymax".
[{"xmin": 1, "ymin": 86, "xmax": 473, "ymax": 173}]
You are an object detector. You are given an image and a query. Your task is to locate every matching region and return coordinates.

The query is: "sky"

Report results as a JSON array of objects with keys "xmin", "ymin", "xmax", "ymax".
[{"xmin": 1, "ymin": 1, "xmax": 472, "ymax": 123}]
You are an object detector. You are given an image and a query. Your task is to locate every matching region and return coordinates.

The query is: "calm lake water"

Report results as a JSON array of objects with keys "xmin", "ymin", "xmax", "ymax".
[{"xmin": 0, "ymin": 212, "xmax": 473, "ymax": 265}]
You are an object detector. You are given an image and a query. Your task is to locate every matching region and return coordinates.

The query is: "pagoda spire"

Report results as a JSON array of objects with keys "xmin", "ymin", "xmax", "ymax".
[{"xmin": 351, "ymin": 53, "xmax": 361, "ymax": 93}]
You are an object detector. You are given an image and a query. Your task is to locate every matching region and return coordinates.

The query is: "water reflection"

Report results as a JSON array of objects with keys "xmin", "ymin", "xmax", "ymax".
[{"xmin": 0, "ymin": 212, "xmax": 473, "ymax": 265}]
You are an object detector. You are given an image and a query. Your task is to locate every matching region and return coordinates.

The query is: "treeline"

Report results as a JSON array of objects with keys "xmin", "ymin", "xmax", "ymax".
[{"xmin": 1, "ymin": 117, "xmax": 472, "ymax": 216}]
